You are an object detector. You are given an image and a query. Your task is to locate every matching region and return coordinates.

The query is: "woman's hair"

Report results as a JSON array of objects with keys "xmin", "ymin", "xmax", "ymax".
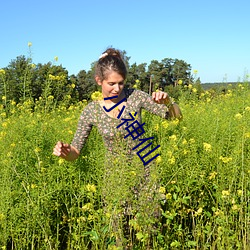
[{"xmin": 95, "ymin": 48, "xmax": 127, "ymax": 81}]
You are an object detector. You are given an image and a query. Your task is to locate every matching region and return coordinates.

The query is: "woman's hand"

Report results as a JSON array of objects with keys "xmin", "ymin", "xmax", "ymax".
[
  {"xmin": 53, "ymin": 141, "xmax": 71, "ymax": 158},
  {"xmin": 53, "ymin": 141, "xmax": 80, "ymax": 161},
  {"xmin": 152, "ymin": 91, "xmax": 171, "ymax": 105}
]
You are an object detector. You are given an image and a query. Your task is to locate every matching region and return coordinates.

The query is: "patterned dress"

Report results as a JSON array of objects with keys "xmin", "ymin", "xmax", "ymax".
[
  {"xmin": 71, "ymin": 88, "xmax": 169, "ymax": 155},
  {"xmin": 72, "ymin": 88, "xmax": 171, "ymax": 236}
]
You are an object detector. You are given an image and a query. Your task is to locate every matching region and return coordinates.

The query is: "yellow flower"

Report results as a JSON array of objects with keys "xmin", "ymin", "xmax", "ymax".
[
  {"xmin": 130, "ymin": 171, "xmax": 136, "ymax": 176},
  {"xmin": 28, "ymin": 42, "xmax": 32, "ymax": 47},
  {"xmin": 155, "ymin": 155, "xmax": 162, "ymax": 164},
  {"xmin": 91, "ymin": 91, "xmax": 103, "ymax": 101},
  {"xmin": 232, "ymin": 204, "xmax": 239, "ymax": 211},
  {"xmin": 2, "ymin": 96, "xmax": 6, "ymax": 100},
  {"xmin": 234, "ymin": 113, "xmax": 242, "ymax": 120},
  {"xmin": 178, "ymin": 79, "xmax": 183, "ymax": 85},
  {"xmin": 192, "ymin": 88, "xmax": 197, "ymax": 93},
  {"xmin": 0, "ymin": 213, "xmax": 5, "ymax": 221},
  {"xmin": 189, "ymin": 138, "xmax": 195, "ymax": 144},
  {"xmin": 245, "ymin": 106, "xmax": 250, "ymax": 112},
  {"xmin": 169, "ymin": 134, "xmax": 177, "ymax": 141},
  {"xmin": 71, "ymin": 83, "xmax": 76, "ymax": 89},
  {"xmin": 219, "ymin": 156, "xmax": 232, "ymax": 164},
  {"xmin": 0, "ymin": 69, "xmax": 6, "ymax": 75},
  {"xmin": 188, "ymin": 84, "xmax": 193, "ymax": 89},
  {"xmin": 208, "ymin": 171, "xmax": 217, "ymax": 180},
  {"xmin": 237, "ymin": 189, "xmax": 243, "ymax": 196},
  {"xmin": 158, "ymin": 186, "xmax": 166, "ymax": 194},
  {"xmin": 165, "ymin": 193, "xmax": 172, "ymax": 199},
  {"xmin": 195, "ymin": 207, "xmax": 203, "ymax": 216},
  {"xmin": 133, "ymin": 84, "xmax": 138, "ymax": 89},
  {"xmin": 86, "ymin": 184, "xmax": 96, "ymax": 193},
  {"xmin": 161, "ymin": 120, "xmax": 168, "ymax": 128},
  {"xmin": 135, "ymin": 79, "xmax": 140, "ymax": 83},
  {"xmin": 203, "ymin": 142, "xmax": 212, "ymax": 152},
  {"xmin": 214, "ymin": 209, "xmax": 223, "ymax": 216},
  {"xmin": 54, "ymin": 56, "xmax": 58, "ymax": 61},
  {"xmin": 81, "ymin": 203, "xmax": 93, "ymax": 212},
  {"xmin": 193, "ymin": 69, "xmax": 198, "ymax": 74},
  {"xmin": 222, "ymin": 190, "xmax": 230, "ymax": 197},
  {"xmin": 34, "ymin": 147, "xmax": 41, "ymax": 153},
  {"xmin": 154, "ymin": 124, "xmax": 159, "ymax": 131},
  {"xmin": 48, "ymin": 95, "xmax": 54, "ymax": 100},
  {"xmin": 58, "ymin": 158, "xmax": 65, "ymax": 165},
  {"xmin": 168, "ymin": 156, "xmax": 175, "ymax": 165}
]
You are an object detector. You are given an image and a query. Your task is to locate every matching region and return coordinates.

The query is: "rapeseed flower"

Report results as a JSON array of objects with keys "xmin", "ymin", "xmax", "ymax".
[
  {"xmin": 28, "ymin": 42, "xmax": 32, "ymax": 47},
  {"xmin": 178, "ymin": 79, "xmax": 183, "ymax": 85},
  {"xmin": 237, "ymin": 189, "xmax": 243, "ymax": 196},
  {"xmin": 165, "ymin": 193, "xmax": 172, "ymax": 199},
  {"xmin": 158, "ymin": 186, "xmax": 166, "ymax": 194},
  {"xmin": 155, "ymin": 155, "xmax": 162, "ymax": 164},
  {"xmin": 0, "ymin": 69, "xmax": 5, "ymax": 75},
  {"xmin": 168, "ymin": 156, "xmax": 175, "ymax": 165},
  {"xmin": 91, "ymin": 91, "xmax": 103, "ymax": 101},
  {"xmin": 154, "ymin": 124, "xmax": 159, "ymax": 131},
  {"xmin": 86, "ymin": 184, "xmax": 97, "ymax": 193},
  {"xmin": 161, "ymin": 120, "xmax": 168, "ymax": 128},
  {"xmin": 169, "ymin": 134, "xmax": 177, "ymax": 141},
  {"xmin": 234, "ymin": 113, "xmax": 242, "ymax": 120},
  {"xmin": 222, "ymin": 190, "xmax": 230, "ymax": 197},
  {"xmin": 203, "ymin": 142, "xmax": 212, "ymax": 152},
  {"xmin": 219, "ymin": 156, "xmax": 232, "ymax": 164},
  {"xmin": 194, "ymin": 207, "xmax": 203, "ymax": 216},
  {"xmin": 232, "ymin": 204, "xmax": 239, "ymax": 211},
  {"xmin": 81, "ymin": 203, "xmax": 93, "ymax": 212},
  {"xmin": 208, "ymin": 171, "xmax": 217, "ymax": 180}
]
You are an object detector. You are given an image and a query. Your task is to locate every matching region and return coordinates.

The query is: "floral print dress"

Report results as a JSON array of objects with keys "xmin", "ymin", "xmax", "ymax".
[
  {"xmin": 72, "ymin": 88, "xmax": 171, "ymax": 232},
  {"xmin": 71, "ymin": 88, "xmax": 169, "ymax": 156}
]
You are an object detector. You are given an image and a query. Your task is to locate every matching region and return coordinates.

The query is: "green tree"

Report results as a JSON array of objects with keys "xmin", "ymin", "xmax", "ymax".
[{"xmin": 5, "ymin": 55, "xmax": 33, "ymax": 102}]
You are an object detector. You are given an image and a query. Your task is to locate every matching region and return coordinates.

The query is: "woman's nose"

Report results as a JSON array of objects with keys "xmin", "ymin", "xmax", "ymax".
[{"xmin": 113, "ymin": 84, "xmax": 120, "ymax": 92}]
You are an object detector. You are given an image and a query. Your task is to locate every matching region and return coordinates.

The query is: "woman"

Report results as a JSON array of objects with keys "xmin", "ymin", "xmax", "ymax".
[
  {"xmin": 53, "ymin": 48, "xmax": 182, "ymax": 246},
  {"xmin": 53, "ymin": 48, "xmax": 182, "ymax": 160}
]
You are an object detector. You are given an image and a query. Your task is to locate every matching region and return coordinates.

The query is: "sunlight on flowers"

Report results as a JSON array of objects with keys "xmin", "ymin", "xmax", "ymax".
[
  {"xmin": 91, "ymin": 91, "xmax": 103, "ymax": 101},
  {"xmin": 203, "ymin": 142, "xmax": 212, "ymax": 152}
]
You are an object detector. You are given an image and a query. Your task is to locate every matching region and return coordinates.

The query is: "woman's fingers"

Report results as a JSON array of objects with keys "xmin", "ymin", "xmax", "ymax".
[
  {"xmin": 152, "ymin": 91, "xmax": 170, "ymax": 104},
  {"xmin": 53, "ymin": 141, "xmax": 70, "ymax": 157}
]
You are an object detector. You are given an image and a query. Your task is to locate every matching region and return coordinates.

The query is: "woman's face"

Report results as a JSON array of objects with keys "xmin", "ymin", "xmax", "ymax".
[{"xmin": 96, "ymin": 71, "xmax": 125, "ymax": 100}]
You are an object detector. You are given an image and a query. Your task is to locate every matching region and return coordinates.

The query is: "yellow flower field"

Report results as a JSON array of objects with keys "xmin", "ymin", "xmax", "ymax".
[{"xmin": 0, "ymin": 83, "xmax": 249, "ymax": 249}]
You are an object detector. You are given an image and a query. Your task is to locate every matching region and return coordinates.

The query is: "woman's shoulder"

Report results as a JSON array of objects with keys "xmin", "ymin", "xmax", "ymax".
[
  {"xmin": 125, "ymin": 88, "xmax": 149, "ymax": 99},
  {"xmin": 80, "ymin": 100, "xmax": 100, "ymax": 115},
  {"xmin": 126, "ymin": 89, "xmax": 150, "ymax": 102}
]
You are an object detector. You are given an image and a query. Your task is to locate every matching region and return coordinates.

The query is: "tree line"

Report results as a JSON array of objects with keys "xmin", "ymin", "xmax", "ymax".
[{"xmin": 0, "ymin": 51, "xmax": 200, "ymax": 106}]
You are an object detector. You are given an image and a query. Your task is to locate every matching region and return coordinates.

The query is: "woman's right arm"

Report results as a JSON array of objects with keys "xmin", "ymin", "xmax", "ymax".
[
  {"xmin": 53, "ymin": 103, "xmax": 94, "ymax": 161},
  {"xmin": 53, "ymin": 141, "xmax": 80, "ymax": 161}
]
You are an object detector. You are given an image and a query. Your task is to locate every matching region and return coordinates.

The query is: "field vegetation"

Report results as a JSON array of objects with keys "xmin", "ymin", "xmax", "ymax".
[{"xmin": 0, "ymin": 46, "xmax": 249, "ymax": 249}]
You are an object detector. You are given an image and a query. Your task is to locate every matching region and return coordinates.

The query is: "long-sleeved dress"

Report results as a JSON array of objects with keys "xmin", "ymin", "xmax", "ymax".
[
  {"xmin": 71, "ymin": 88, "xmax": 170, "ymax": 225},
  {"xmin": 71, "ymin": 88, "xmax": 169, "ymax": 155}
]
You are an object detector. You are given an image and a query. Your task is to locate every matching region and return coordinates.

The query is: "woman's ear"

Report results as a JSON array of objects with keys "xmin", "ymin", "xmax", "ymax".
[{"xmin": 95, "ymin": 76, "xmax": 102, "ymax": 86}]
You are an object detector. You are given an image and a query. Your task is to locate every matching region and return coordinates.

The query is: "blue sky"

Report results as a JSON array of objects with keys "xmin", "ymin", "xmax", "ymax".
[{"xmin": 1, "ymin": 0, "xmax": 249, "ymax": 83}]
